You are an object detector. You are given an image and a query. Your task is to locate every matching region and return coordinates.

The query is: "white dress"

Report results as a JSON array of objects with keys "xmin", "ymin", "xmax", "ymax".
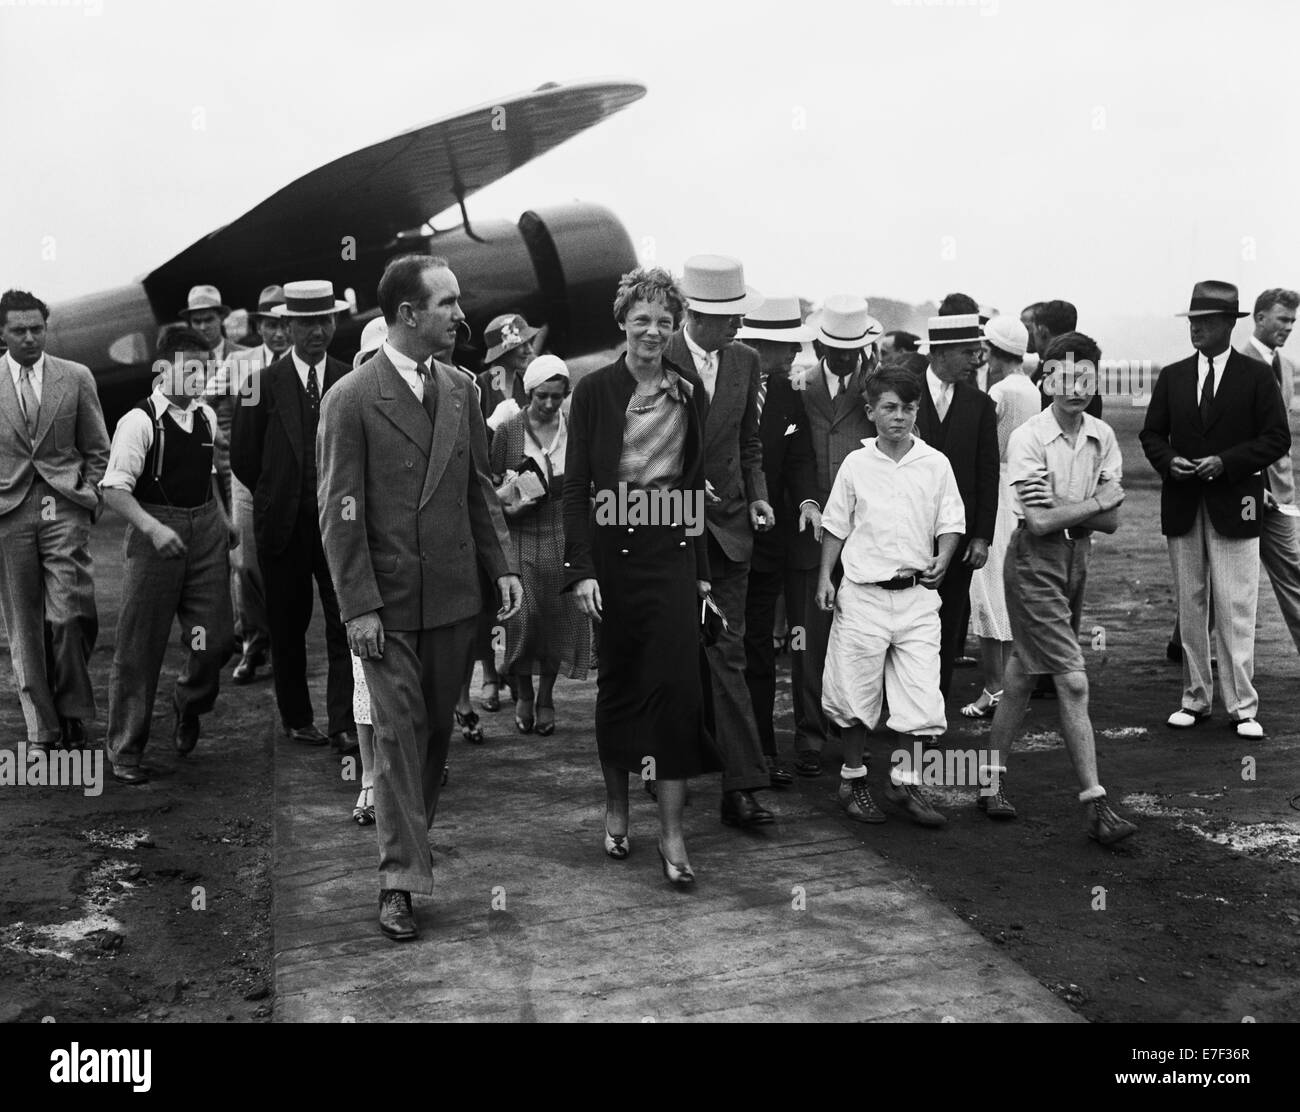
[{"xmin": 969, "ymin": 373, "xmax": 1042, "ymax": 641}]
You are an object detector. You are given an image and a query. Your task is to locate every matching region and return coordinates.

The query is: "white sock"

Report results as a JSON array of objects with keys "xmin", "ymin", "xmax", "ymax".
[
  {"xmin": 840, "ymin": 764, "xmax": 867, "ymax": 779},
  {"xmin": 1078, "ymin": 785, "xmax": 1106, "ymax": 803}
]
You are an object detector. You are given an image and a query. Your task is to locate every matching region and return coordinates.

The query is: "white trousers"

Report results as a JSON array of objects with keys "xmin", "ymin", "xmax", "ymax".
[{"xmin": 822, "ymin": 580, "xmax": 946, "ymax": 737}]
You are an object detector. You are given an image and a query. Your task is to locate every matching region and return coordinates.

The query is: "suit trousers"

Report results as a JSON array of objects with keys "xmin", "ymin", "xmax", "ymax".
[
  {"xmin": 259, "ymin": 507, "xmax": 354, "ymax": 735},
  {"xmin": 230, "ymin": 475, "xmax": 269, "ymax": 659},
  {"xmin": 106, "ymin": 501, "xmax": 234, "ymax": 767},
  {"xmin": 704, "ymin": 538, "xmax": 770, "ymax": 793},
  {"xmin": 937, "ymin": 539, "xmax": 976, "ymax": 698},
  {"xmin": 1168, "ymin": 503, "xmax": 1260, "ymax": 720},
  {"xmin": 1260, "ymin": 505, "xmax": 1300, "ymax": 656},
  {"xmin": 364, "ymin": 618, "xmax": 475, "ymax": 894},
  {"xmin": 0, "ymin": 480, "xmax": 97, "ymax": 743},
  {"xmin": 743, "ymin": 564, "xmax": 784, "ymax": 756},
  {"xmin": 785, "ymin": 564, "xmax": 832, "ymax": 753}
]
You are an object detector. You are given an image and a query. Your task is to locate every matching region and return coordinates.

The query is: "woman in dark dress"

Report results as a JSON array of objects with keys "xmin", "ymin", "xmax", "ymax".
[{"xmin": 563, "ymin": 268, "xmax": 721, "ymax": 886}]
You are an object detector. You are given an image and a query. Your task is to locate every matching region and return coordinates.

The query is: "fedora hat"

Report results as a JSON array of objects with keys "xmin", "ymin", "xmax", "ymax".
[
  {"xmin": 919, "ymin": 313, "xmax": 984, "ymax": 351},
  {"xmin": 681, "ymin": 254, "xmax": 763, "ymax": 316},
  {"xmin": 812, "ymin": 295, "xmax": 883, "ymax": 349},
  {"xmin": 982, "ymin": 314, "xmax": 1028, "ymax": 358},
  {"xmin": 736, "ymin": 296, "xmax": 814, "ymax": 343},
  {"xmin": 180, "ymin": 284, "xmax": 231, "ymax": 318},
  {"xmin": 1176, "ymin": 279, "xmax": 1249, "ymax": 318},
  {"xmin": 252, "ymin": 284, "xmax": 286, "ymax": 318},
  {"xmin": 483, "ymin": 313, "xmax": 540, "ymax": 364},
  {"xmin": 272, "ymin": 279, "xmax": 350, "ymax": 317}
]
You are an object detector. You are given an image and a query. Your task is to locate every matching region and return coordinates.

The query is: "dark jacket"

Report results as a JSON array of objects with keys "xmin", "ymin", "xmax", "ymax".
[
  {"xmin": 915, "ymin": 378, "xmax": 1000, "ymax": 544},
  {"xmin": 752, "ymin": 372, "xmax": 818, "ymax": 574}
]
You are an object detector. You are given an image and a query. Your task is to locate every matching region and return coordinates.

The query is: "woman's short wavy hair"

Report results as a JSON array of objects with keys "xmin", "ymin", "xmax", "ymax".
[{"xmin": 612, "ymin": 267, "xmax": 687, "ymax": 327}]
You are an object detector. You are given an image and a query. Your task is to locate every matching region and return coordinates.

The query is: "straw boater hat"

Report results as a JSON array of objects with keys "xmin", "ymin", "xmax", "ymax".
[
  {"xmin": 811, "ymin": 295, "xmax": 884, "ymax": 349},
  {"xmin": 918, "ymin": 313, "xmax": 984, "ymax": 352},
  {"xmin": 252, "ymin": 285, "xmax": 286, "ymax": 318},
  {"xmin": 680, "ymin": 255, "xmax": 763, "ymax": 316},
  {"xmin": 180, "ymin": 284, "xmax": 231, "ymax": 318},
  {"xmin": 271, "ymin": 279, "xmax": 350, "ymax": 317},
  {"xmin": 983, "ymin": 314, "xmax": 1028, "ymax": 358},
  {"xmin": 1175, "ymin": 279, "xmax": 1249, "ymax": 318},
  {"xmin": 737, "ymin": 296, "xmax": 814, "ymax": 343},
  {"xmin": 483, "ymin": 313, "xmax": 540, "ymax": 364}
]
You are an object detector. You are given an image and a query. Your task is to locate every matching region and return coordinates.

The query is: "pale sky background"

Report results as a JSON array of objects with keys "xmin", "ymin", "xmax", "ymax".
[{"xmin": 2, "ymin": 0, "xmax": 1297, "ymax": 364}]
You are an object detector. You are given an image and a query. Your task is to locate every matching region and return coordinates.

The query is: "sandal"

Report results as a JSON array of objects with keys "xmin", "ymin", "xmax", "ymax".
[
  {"xmin": 514, "ymin": 699, "xmax": 535, "ymax": 734},
  {"xmin": 352, "ymin": 786, "xmax": 375, "ymax": 826},
  {"xmin": 604, "ymin": 810, "xmax": 630, "ymax": 859},
  {"xmin": 455, "ymin": 708, "xmax": 484, "ymax": 745},
  {"xmin": 960, "ymin": 688, "xmax": 1003, "ymax": 719},
  {"xmin": 479, "ymin": 679, "xmax": 501, "ymax": 713},
  {"xmin": 535, "ymin": 704, "xmax": 555, "ymax": 736}
]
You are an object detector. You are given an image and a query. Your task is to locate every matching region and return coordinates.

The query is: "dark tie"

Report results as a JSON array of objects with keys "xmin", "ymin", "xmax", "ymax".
[
  {"xmin": 306, "ymin": 363, "xmax": 320, "ymax": 411},
  {"xmin": 756, "ymin": 374, "xmax": 769, "ymax": 424},
  {"xmin": 418, "ymin": 363, "xmax": 437, "ymax": 424},
  {"xmin": 1199, "ymin": 356, "xmax": 1214, "ymax": 426},
  {"xmin": 1272, "ymin": 351, "xmax": 1284, "ymax": 389}
]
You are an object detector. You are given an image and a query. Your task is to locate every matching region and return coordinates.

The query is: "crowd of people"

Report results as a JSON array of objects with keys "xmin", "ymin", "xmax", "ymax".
[{"xmin": 0, "ymin": 256, "xmax": 1294, "ymax": 941}]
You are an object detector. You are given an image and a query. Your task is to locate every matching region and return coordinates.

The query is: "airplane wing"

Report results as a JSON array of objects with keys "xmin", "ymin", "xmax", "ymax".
[{"xmin": 142, "ymin": 79, "xmax": 646, "ymax": 315}]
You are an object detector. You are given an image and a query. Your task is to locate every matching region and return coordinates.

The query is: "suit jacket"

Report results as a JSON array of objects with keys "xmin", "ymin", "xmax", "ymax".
[
  {"xmin": 230, "ymin": 351, "xmax": 349, "ymax": 557},
  {"xmin": 665, "ymin": 332, "xmax": 768, "ymax": 564},
  {"xmin": 752, "ymin": 373, "xmax": 818, "ymax": 573},
  {"xmin": 1236, "ymin": 339, "xmax": 1297, "ymax": 505},
  {"xmin": 1139, "ymin": 348, "xmax": 1291, "ymax": 538},
  {"xmin": 562, "ymin": 354, "xmax": 710, "ymax": 590},
  {"xmin": 915, "ymin": 379, "xmax": 1000, "ymax": 544},
  {"xmin": 317, "ymin": 350, "xmax": 512, "ymax": 631},
  {"xmin": 785, "ymin": 360, "xmax": 874, "ymax": 569},
  {"xmin": 0, "ymin": 354, "xmax": 110, "ymax": 519}
]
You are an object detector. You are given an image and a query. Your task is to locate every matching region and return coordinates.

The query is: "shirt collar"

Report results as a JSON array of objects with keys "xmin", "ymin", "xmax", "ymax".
[
  {"xmin": 864, "ymin": 435, "xmax": 927, "ymax": 464},
  {"xmin": 7, "ymin": 351, "xmax": 44, "ymax": 378},
  {"xmin": 1249, "ymin": 336, "xmax": 1275, "ymax": 363},
  {"xmin": 682, "ymin": 326, "xmax": 713, "ymax": 369},
  {"xmin": 1038, "ymin": 405, "xmax": 1103, "ymax": 445},
  {"xmin": 149, "ymin": 385, "xmax": 199, "ymax": 418},
  {"xmin": 925, "ymin": 367, "xmax": 950, "ymax": 398},
  {"xmin": 382, "ymin": 340, "xmax": 422, "ymax": 376}
]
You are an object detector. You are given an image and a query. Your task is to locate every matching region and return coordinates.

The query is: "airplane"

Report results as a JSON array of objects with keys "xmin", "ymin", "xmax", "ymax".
[{"xmin": 37, "ymin": 79, "xmax": 647, "ymax": 425}]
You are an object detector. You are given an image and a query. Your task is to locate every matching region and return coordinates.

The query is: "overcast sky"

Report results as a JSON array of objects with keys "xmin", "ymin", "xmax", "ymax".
[{"xmin": 3, "ymin": 0, "xmax": 1296, "ymax": 355}]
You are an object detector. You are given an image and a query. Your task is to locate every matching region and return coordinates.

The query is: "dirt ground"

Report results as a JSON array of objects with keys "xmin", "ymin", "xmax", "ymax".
[{"xmin": 0, "ymin": 404, "xmax": 1296, "ymax": 1023}]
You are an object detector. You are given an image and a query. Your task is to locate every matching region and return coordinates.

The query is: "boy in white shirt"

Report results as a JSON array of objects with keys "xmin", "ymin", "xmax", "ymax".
[{"xmin": 817, "ymin": 368, "xmax": 966, "ymax": 826}]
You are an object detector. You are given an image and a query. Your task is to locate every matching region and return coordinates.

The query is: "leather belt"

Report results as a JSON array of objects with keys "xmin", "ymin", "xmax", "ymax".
[
  {"xmin": 871, "ymin": 574, "xmax": 920, "ymax": 590},
  {"xmin": 1016, "ymin": 523, "xmax": 1092, "ymax": 542}
]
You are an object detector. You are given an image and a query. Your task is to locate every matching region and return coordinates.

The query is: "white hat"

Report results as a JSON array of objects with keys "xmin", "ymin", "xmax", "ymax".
[
  {"xmin": 918, "ymin": 313, "xmax": 984, "ymax": 351},
  {"xmin": 272, "ymin": 279, "xmax": 350, "ymax": 317},
  {"xmin": 523, "ymin": 353, "xmax": 569, "ymax": 393},
  {"xmin": 181, "ymin": 284, "xmax": 231, "ymax": 317},
  {"xmin": 681, "ymin": 254, "xmax": 763, "ymax": 316},
  {"xmin": 983, "ymin": 314, "xmax": 1028, "ymax": 358},
  {"xmin": 812, "ymin": 295, "xmax": 884, "ymax": 349},
  {"xmin": 354, "ymin": 316, "xmax": 389, "ymax": 369},
  {"xmin": 736, "ymin": 296, "xmax": 814, "ymax": 343}
]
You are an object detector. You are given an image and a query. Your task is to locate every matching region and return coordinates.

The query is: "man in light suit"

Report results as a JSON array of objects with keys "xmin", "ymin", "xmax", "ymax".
[
  {"xmin": 665, "ymin": 255, "xmax": 776, "ymax": 828},
  {"xmin": 221, "ymin": 285, "xmax": 289, "ymax": 685},
  {"xmin": 319, "ymin": 254, "xmax": 519, "ymax": 941},
  {"xmin": 784, "ymin": 295, "xmax": 880, "ymax": 777},
  {"xmin": 0, "ymin": 289, "xmax": 110, "ymax": 754},
  {"xmin": 1140, "ymin": 280, "xmax": 1290, "ymax": 740},
  {"xmin": 231, "ymin": 280, "xmax": 354, "ymax": 751},
  {"xmin": 1237, "ymin": 288, "xmax": 1300, "ymax": 658}
]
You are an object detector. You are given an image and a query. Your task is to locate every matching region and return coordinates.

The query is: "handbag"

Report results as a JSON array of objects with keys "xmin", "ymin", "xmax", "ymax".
[{"xmin": 494, "ymin": 411, "xmax": 554, "ymax": 516}]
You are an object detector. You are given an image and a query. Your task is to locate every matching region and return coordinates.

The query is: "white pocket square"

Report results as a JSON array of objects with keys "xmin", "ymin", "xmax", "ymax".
[{"xmin": 784, "ymin": 424, "xmax": 798, "ymax": 436}]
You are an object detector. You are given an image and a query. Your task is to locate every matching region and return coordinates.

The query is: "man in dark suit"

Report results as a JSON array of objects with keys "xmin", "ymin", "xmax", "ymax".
[
  {"xmin": 665, "ymin": 254, "xmax": 776, "ymax": 828},
  {"xmin": 1140, "ymin": 280, "xmax": 1290, "ymax": 740},
  {"xmin": 734, "ymin": 298, "xmax": 819, "ymax": 788},
  {"xmin": 1030, "ymin": 300, "xmax": 1102, "ymax": 419},
  {"xmin": 785, "ymin": 295, "xmax": 881, "ymax": 777},
  {"xmin": 319, "ymin": 254, "xmax": 519, "ymax": 941},
  {"xmin": 231, "ymin": 280, "xmax": 355, "ymax": 750},
  {"xmin": 0, "ymin": 289, "xmax": 110, "ymax": 755},
  {"xmin": 915, "ymin": 314, "xmax": 1000, "ymax": 699}
]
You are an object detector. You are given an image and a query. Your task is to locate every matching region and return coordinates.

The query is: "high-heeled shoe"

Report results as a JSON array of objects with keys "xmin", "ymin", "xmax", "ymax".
[
  {"xmin": 479, "ymin": 679, "xmax": 501, "ymax": 713},
  {"xmin": 535, "ymin": 704, "xmax": 555, "ymax": 736},
  {"xmin": 657, "ymin": 841, "xmax": 695, "ymax": 888},
  {"xmin": 455, "ymin": 708, "xmax": 484, "ymax": 744},
  {"xmin": 514, "ymin": 700, "xmax": 535, "ymax": 734},
  {"xmin": 603, "ymin": 825, "xmax": 630, "ymax": 860},
  {"xmin": 960, "ymin": 688, "xmax": 1002, "ymax": 719},
  {"xmin": 352, "ymin": 786, "xmax": 375, "ymax": 826}
]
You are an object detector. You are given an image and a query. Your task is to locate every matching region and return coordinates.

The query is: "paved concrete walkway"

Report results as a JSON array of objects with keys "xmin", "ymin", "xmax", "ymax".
[{"xmin": 273, "ymin": 673, "xmax": 1081, "ymax": 1022}]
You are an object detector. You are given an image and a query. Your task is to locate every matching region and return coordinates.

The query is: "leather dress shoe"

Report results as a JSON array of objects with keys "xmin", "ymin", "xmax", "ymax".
[
  {"xmin": 60, "ymin": 717, "xmax": 89, "ymax": 750},
  {"xmin": 174, "ymin": 714, "xmax": 200, "ymax": 755},
  {"xmin": 232, "ymin": 652, "xmax": 263, "ymax": 684},
  {"xmin": 765, "ymin": 755, "xmax": 794, "ymax": 788},
  {"xmin": 285, "ymin": 724, "xmax": 329, "ymax": 746},
  {"xmin": 330, "ymin": 729, "xmax": 360, "ymax": 756},
  {"xmin": 112, "ymin": 764, "xmax": 150, "ymax": 785},
  {"xmin": 378, "ymin": 889, "xmax": 417, "ymax": 941},
  {"xmin": 721, "ymin": 789, "xmax": 775, "ymax": 827}
]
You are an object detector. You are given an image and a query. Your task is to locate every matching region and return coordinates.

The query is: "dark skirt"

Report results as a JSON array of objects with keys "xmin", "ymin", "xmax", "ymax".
[{"xmin": 592, "ymin": 520, "xmax": 721, "ymax": 780}]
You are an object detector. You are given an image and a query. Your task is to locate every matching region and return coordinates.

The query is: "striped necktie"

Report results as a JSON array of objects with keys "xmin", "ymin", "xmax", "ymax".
[
  {"xmin": 755, "ymin": 374, "xmax": 769, "ymax": 424},
  {"xmin": 18, "ymin": 366, "xmax": 39, "ymax": 438}
]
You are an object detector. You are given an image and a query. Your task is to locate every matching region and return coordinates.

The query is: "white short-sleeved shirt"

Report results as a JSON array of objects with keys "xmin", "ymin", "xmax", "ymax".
[
  {"xmin": 1005, "ymin": 407, "xmax": 1122, "ymax": 519},
  {"xmin": 101, "ymin": 388, "xmax": 218, "ymax": 493},
  {"xmin": 821, "ymin": 436, "xmax": 966, "ymax": 584}
]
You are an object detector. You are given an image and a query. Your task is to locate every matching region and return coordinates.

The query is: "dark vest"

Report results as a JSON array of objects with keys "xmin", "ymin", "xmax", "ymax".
[{"xmin": 133, "ymin": 399, "xmax": 215, "ymax": 509}]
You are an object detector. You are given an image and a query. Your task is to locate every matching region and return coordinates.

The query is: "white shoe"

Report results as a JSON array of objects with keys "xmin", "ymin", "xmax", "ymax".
[
  {"xmin": 1166, "ymin": 709, "xmax": 1208, "ymax": 729},
  {"xmin": 1235, "ymin": 718, "xmax": 1264, "ymax": 739}
]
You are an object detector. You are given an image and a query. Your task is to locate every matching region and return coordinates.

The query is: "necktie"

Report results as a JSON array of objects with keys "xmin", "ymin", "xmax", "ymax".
[
  {"xmin": 417, "ymin": 363, "xmax": 437, "ymax": 423},
  {"xmin": 1199, "ymin": 357, "xmax": 1214, "ymax": 425},
  {"xmin": 1272, "ymin": 351, "xmax": 1283, "ymax": 389},
  {"xmin": 18, "ymin": 366, "xmax": 39, "ymax": 438},
  {"xmin": 306, "ymin": 363, "xmax": 320, "ymax": 411},
  {"xmin": 701, "ymin": 352, "xmax": 716, "ymax": 401},
  {"xmin": 755, "ymin": 374, "xmax": 768, "ymax": 424},
  {"xmin": 936, "ymin": 384, "xmax": 951, "ymax": 422}
]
